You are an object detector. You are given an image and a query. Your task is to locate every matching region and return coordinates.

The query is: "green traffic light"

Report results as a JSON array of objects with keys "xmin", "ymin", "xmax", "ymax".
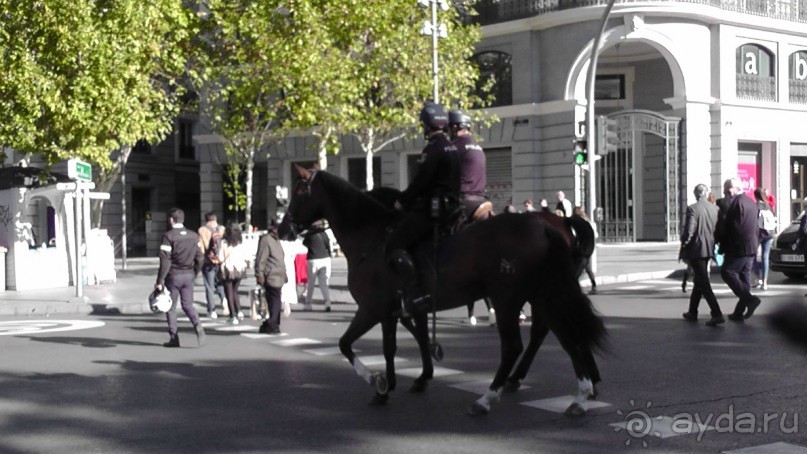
[{"xmin": 574, "ymin": 151, "xmax": 587, "ymax": 165}]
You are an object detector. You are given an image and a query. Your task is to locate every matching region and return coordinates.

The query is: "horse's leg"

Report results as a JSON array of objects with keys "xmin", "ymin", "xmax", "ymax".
[
  {"xmin": 374, "ymin": 316, "xmax": 399, "ymax": 405},
  {"xmin": 504, "ymin": 311, "xmax": 550, "ymax": 393},
  {"xmin": 399, "ymin": 311, "xmax": 434, "ymax": 392},
  {"xmin": 553, "ymin": 329, "xmax": 596, "ymax": 417},
  {"xmin": 582, "ymin": 347, "xmax": 602, "ymax": 399},
  {"xmin": 468, "ymin": 303, "xmax": 523, "ymax": 416},
  {"xmin": 338, "ymin": 311, "xmax": 387, "ymax": 404}
]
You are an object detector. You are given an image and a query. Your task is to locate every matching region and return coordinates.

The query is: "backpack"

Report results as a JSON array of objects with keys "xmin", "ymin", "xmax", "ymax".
[
  {"xmin": 205, "ymin": 226, "xmax": 223, "ymax": 265},
  {"xmin": 759, "ymin": 208, "xmax": 778, "ymax": 232}
]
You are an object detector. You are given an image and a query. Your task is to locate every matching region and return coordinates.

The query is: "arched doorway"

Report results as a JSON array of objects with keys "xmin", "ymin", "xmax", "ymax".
[{"xmin": 596, "ymin": 110, "xmax": 682, "ymax": 242}]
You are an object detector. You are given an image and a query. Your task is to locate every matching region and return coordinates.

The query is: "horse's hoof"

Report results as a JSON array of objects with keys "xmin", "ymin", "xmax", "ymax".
[
  {"xmin": 408, "ymin": 379, "xmax": 429, "ymax": 393},
  {"xmin": 503, "ymin": 379, "xmax": 521, "ymax": 393},
  {"xmin": 371, "ymin": 372, "xmax": 389, "ymax": 395},
  {"xmin": 564, "ymin": 402, "xmax": 586, "ymax": 417},
  {"xmin": 368, "ymin": 393, "xmax": 389, "ymax": 406},
  {"xmin": 467, "ymin": 402, "xmax": 490, "ymax": 416}
]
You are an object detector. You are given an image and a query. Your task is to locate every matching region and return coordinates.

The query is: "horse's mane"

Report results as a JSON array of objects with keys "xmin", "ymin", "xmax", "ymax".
[
  {"xmin": 316, "ymin": 171, "xmax": 399, "ymax": 226},
  {"xmin": 366, "ymin": 186, "xmax": 402, "ymax": 211}
]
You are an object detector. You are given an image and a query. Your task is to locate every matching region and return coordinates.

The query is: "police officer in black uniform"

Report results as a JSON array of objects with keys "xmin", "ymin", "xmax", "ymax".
[
  {"xmin": 155, "ymin": 208, "xmax": 206, "ymax": 347},
  {"xmin": 388, "ymin": 102, "xmax": 461, "ymax": 317},
  {"xmin": 449, "ymin": 109, "xmax": 487, "ymax": 220}
]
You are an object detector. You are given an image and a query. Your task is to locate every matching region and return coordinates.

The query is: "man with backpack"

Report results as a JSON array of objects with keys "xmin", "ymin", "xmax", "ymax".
[{"xmin": 197, "ymin": 212, "xmax": 226, "ymax": 318}]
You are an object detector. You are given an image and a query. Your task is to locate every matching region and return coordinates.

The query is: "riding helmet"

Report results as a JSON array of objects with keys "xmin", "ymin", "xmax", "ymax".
[
  {"xmin": 448, "ymin": 109, "xmax": 472, "ymax": 130},
  {"xmin": 419, "ymin": 102, "xmax": 448, "ymax": 131}
]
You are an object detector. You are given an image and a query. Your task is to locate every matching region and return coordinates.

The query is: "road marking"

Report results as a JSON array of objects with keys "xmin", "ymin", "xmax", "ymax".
[
  {"xmin": 450, "ymin": 380, "xmax": 530, "ymax": 394},
  {"xmin": 271, "ymin": 337, "xmax": 321, "ymax": 347},
  {"xmin": 303, "ymin": 346, "xmax": 347, "ymax": 356},
  {"xmin": 0, "ymin": 320, "xmax": 105, "ymax": 336},
  {"xmin": 723, "ymin": 442, "xmax": 807, "ymax": 453},
  {"xmin": 398, "ymin": 367, "xmax": 462, "ymax": 378},
  {"xmin": 523, "ymin": 396, "xmax": 611, "ymax": 413},
  {"xmin": 611, "ymin": 415, "xmax": 713, "ymax": 439}
]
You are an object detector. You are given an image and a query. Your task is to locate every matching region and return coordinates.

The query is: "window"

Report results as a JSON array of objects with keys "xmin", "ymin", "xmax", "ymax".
[
  {"xmin": 735, "ymin": 44, "xmax": 776, "ymax": 101},
  {"xmin": 132, "ymin": 139, "xmax": 151, "ymax": 154},
  {"xmin": 347, "ymin": 156, "xmax": 381, "ymax": 190},
  {"xmin": 178, "ymin": 120, "xmax": 195, "ymax": 160},
  {"xmin": 789, "ymin": 51, "xmax": 807, "ymax": 104},
  {"xmin": 595, "ymin": 74, "xmax": 625, "ymax": 100},
  {"xmin": 473, "ymin": 51, "xmax": 512, "ymax": 107}
]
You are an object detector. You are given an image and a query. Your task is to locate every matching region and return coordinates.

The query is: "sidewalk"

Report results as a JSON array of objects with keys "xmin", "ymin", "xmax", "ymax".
[{"xmin": 0, "ymin": 243, "xmax": 682, "ymax": 316}]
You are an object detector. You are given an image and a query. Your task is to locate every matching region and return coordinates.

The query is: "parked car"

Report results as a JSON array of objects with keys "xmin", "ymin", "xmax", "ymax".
[{"xmin": 770, "ymin": 213, "xmax": 806, "ymax": 278}]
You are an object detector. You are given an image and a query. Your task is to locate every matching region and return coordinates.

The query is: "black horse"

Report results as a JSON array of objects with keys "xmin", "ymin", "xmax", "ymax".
[{"xmin": 284, "ymin": 167, "xmax": 606, "ymax": 415}]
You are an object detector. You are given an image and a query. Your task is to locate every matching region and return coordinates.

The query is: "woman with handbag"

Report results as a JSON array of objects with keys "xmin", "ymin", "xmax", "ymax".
[{"xmin": 218, "ymin": 223, "xmax": 250, "ymax": 325}]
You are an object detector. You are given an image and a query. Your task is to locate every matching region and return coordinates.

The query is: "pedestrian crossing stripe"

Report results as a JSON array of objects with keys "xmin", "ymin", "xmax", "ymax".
[
  {"xmin": 523, "ymin": 396, "xmax": 611, "ymax": 413},
  {"xmin": 271, "ymin": 337, "xmax": 321, "ymax": 347},
  {"xmin": 449, "ymin": 380, "xmax": 530, "ymax": 394},
  {"xmin": 398, "ymin": 367, "xmax": 463, "ymax": 378},
  {"xmin": 722, "ymin": 442, "xmax": 807, "ymax": 453},
  {"xmin": 610, "ymin": 415, "xmax": 714, "ymax": 439},
  {"xmin": 303, "ymin": 346, "xmax": 346, "ymax": 356}
]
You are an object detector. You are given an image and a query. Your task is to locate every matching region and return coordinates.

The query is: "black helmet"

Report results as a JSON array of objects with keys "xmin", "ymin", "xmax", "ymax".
[
  {"xmin": 448, "ymin": 109, "xmax": 472, "ymax": 130},
  {"xmin": 419, "ymin": 102, "xmax": 448, "ymax": 131}
]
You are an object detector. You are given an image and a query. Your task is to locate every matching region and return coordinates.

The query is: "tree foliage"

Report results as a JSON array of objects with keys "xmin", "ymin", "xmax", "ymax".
[{"xmin": 0, "ymin": 0, "xmax": 196, "ymax": 169}]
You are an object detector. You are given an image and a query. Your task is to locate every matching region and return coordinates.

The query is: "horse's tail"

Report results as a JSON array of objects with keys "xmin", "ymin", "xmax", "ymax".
[
  {"xmin": 769, "ymin": 302, "xmax": 807, "ymax": 349},
  {"xmin": 565, "ymin": 215, "xmax": 596, "ymax": 259},
  {"xmin": 539, "ymin": 225, "xmax": 608, "ymax": 353}
]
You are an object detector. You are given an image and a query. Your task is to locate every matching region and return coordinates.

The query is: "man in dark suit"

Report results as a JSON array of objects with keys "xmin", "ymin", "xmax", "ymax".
[
  {"xmin": 680, "ymin": 184, "xmax": 723, "ymax": 326},
  {"xmin": 716, "ymin": 177, "xmax": 761, "ymax": 321}
]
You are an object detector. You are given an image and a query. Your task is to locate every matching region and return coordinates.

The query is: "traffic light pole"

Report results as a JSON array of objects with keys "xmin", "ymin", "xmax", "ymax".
[{"xmin": 585, "ymin": 0, "xmax": 616, "ymax": 273}]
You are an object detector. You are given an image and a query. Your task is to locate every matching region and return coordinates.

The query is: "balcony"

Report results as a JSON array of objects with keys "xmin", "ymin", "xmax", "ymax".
[
  {"xmin": 474, "ymin": 0, "xmax": 807, "ymax": 25},
  {"xmin": 790, "ymin": 79, "xmax": 807, "ymax": 103}
]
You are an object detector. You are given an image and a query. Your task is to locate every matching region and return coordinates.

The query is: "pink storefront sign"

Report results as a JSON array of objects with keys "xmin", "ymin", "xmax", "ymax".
[{"xmin": 737, "ymin": 161, "xmax": 757, "ymax": 198}]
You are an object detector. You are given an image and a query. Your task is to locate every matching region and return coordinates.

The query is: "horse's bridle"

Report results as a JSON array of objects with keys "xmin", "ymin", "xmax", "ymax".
[{"xmin": 285, "ymin": 169, "xmax": 317, "ymax": 232}]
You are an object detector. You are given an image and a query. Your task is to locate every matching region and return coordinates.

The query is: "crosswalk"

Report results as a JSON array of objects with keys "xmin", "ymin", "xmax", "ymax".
[
  {"xmin": 604, "ymin": 279, "xmax": 798, "ymax": 297},
  {"xmin": 195, "ymin": 321, "xmax": 806, "ymax": 452}
]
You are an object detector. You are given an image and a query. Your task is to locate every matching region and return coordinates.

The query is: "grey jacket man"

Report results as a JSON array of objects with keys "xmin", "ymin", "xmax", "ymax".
[
  {"xmin": 680, "ymin": 197, "xmax": 719, "ymax": 260},
  {"xmin": 255, "ymin": 233, "xmax": 288, "ymax": 288}
]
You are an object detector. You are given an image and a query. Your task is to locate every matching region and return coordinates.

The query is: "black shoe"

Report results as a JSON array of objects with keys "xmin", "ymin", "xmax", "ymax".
[
  {"xmin": 163, "ymin": 335, "xmax": 180, "ymax": 348},
  {"xmin": 194, "ymin": 324, "xmax": 206, "ymax": 347},
  {"xmin": 258, "ymin": 323, "xmax": 269, "ymax": 334},
  {"xmin": 682, "ymin": 312, "xmax": 698, "ymax": 322},
  {"xmin": 727, "ymin": 313, "xmax": 744, "ymax": 322},
  {"xmin": 705, "ymin": 315, "xmax": 725, "ymax": 327},
  {"xmin": 744, "ymin": 298, "xmax": 761, "ymax": 319}
]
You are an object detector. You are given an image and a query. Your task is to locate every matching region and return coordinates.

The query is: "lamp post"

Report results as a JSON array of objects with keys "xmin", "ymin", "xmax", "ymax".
[
  {"xmin": 418, "ymin": 0, "xmax": 449, "ymax": 103},
  {"xmin": 584, "ymin": 0, "xmax": 617, "ymax": 272}
]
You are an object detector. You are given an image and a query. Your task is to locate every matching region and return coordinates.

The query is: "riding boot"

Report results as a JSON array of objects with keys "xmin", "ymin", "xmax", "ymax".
[
  {"xmin": 389, "ymin": 249, "xmax": 430, "ymax": 318},
  {"xmin": 163, "ymin": 334, "xmax": 180, "ymax": 348}
]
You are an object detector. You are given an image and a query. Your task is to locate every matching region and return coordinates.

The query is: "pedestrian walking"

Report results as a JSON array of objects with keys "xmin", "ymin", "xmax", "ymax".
[
  {"xmin": 716, "ymin": 177, "xmax": 761, "ymax": 321},
  {"xmin": 255, "ymin": 222, "xmax": 288, "ymax": 334},
  {"xmin": 680, "ymin": 184, "xmax": 724, "ymax": 326},
  {"xmin": 154, "ymin": 208, "xmax": 206, "ymax": 348},
  {"xmin": 523, "ymin": 199, "xmax": 536, "ymax": 212},
  {"xmin": 572, "ymin": 206, "xmax": 598, "ymax": 295},
  {"xmin": 753, "ymin": 187, "xmax": 777, "ymax": 290},
  {"xmin": 303, "ymin": 220, "xmax": 332, "ymax": 312},
  {"xmin": 555, "ymin": 191, "xmax": 573, "ymax": 217},
  {"xmin": 197, "ymin": 212, "xmax": 226, "ymax": 318},
  {"xmin": 217, "ymin": 223, "xmax": 251, "ymax": 325}
]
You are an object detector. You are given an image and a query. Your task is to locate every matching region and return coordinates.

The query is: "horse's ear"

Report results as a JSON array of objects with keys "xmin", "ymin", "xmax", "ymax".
[{"xmin": 294, "ymin": 164, "xmax": 311, "ymax": 181}]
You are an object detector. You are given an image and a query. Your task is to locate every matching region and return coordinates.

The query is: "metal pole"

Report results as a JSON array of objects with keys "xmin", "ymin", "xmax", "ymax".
[
  {"xmin": 121, "ymin": 165, "xmax": 127, "ymax": 270},
  {"xmin": 431, "ymin": 0, "xmax": 439, "ymax": 103},
  {"xmin": 75, "ymin": 188, "xmax": 83, "ymax": 298},
  {"xmin": 585, "ymin": 0, "xmax": 616, "ymax": 272}
]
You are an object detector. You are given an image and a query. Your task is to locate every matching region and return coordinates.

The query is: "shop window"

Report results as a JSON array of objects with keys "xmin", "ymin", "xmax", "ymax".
[
  {"xmin": 472, "ymin": 51, "xmax": 512, "ymax": 107},
  {"xmin": 789, "ymin": 51, "xmax": 807, "ymax": 104},
  {"xmin": 595, "ymin": 74, "xmax": 626, "ymax": 100},
  {"xmin": 735, "ymin": 44, "xmax": 776, "ymax": 101}
]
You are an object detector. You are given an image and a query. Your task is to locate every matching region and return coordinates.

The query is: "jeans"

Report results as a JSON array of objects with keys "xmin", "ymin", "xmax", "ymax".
[
  {"xmin": 754, "ymin": 237, "xmax": 773, "ymax": 282},
  {"xmin": 201, "ymin": 263, "xmax": 225, "ymax": 313},
  {"xmin": 305, "ymin": 258, "xmax": 331, "ymax": 305}
]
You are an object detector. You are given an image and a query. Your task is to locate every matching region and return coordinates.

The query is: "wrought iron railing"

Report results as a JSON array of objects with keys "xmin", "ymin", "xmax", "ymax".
[
  {"xmin": 473, "ymin": 0, "xmax": 807, "ymax": 25},
  {"xmin": 790, "ymin": 79, "xmax": 807, "ymax": 103},
  {"xmin": 736, "ymin": 73, "xmax": 777, "ymax": 101}
]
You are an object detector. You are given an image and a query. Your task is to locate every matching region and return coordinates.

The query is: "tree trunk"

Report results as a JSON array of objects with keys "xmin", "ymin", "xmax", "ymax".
[
  {"xmin": 90, "ymin": 145, "xmax": 131, "ymax": 229},
  {"xmin": 364, "ymin": 129, "xmax": 375, "ymax": 190},
  {"xmin": 244, "ymin": 150, "xmax": 255, "ymax": 232},
  {"xmin": 317, "ymin": 125, "xmax": 333, "ymax": 171}
]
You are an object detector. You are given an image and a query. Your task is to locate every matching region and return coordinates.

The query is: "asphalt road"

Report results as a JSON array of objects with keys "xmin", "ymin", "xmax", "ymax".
[{"xmin": 1, "ymin": 274, "xmax": 807, "ymax": 453}]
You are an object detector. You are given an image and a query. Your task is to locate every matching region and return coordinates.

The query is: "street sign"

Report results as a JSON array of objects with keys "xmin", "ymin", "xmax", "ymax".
[{"xmin": 67, "ymin": 158, "xmax": 92, "ymax": 182}]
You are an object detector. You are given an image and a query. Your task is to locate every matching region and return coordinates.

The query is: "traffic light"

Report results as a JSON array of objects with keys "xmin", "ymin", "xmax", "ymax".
[
  {"xmin": 573, "ymin": 139, "xmax": 588, "ymax": 165},
  {"xmin": 598, "ymin": 117, "xmax": 619, "ymax": 155}
]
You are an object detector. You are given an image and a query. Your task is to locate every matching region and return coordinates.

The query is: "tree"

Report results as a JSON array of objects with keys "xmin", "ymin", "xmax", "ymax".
[
  {"xmin": 334, "ymin": 0, "xmax": 486, "ymax": 190},
  {"xmin": 200, "ymin": 0, "xmax": 299, "ymax": 230},
  {"xmin": 0, "ymin": 0, "xmax": 198, "ymax": 228}
]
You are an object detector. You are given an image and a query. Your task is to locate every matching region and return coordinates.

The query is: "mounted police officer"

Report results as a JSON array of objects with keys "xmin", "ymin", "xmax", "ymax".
[
  {"xmin": 388, "ymin": 102, "xmax": 461, "ymax": 317},
  {"xmin": 448, "ymin": 109, "xmax": 489, "ymax": 222}
]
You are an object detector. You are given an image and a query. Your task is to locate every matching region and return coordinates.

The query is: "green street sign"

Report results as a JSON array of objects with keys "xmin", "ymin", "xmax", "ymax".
[{"xmin": 68, "ymin": 159, "xmax": 92, "ymax": 182}]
